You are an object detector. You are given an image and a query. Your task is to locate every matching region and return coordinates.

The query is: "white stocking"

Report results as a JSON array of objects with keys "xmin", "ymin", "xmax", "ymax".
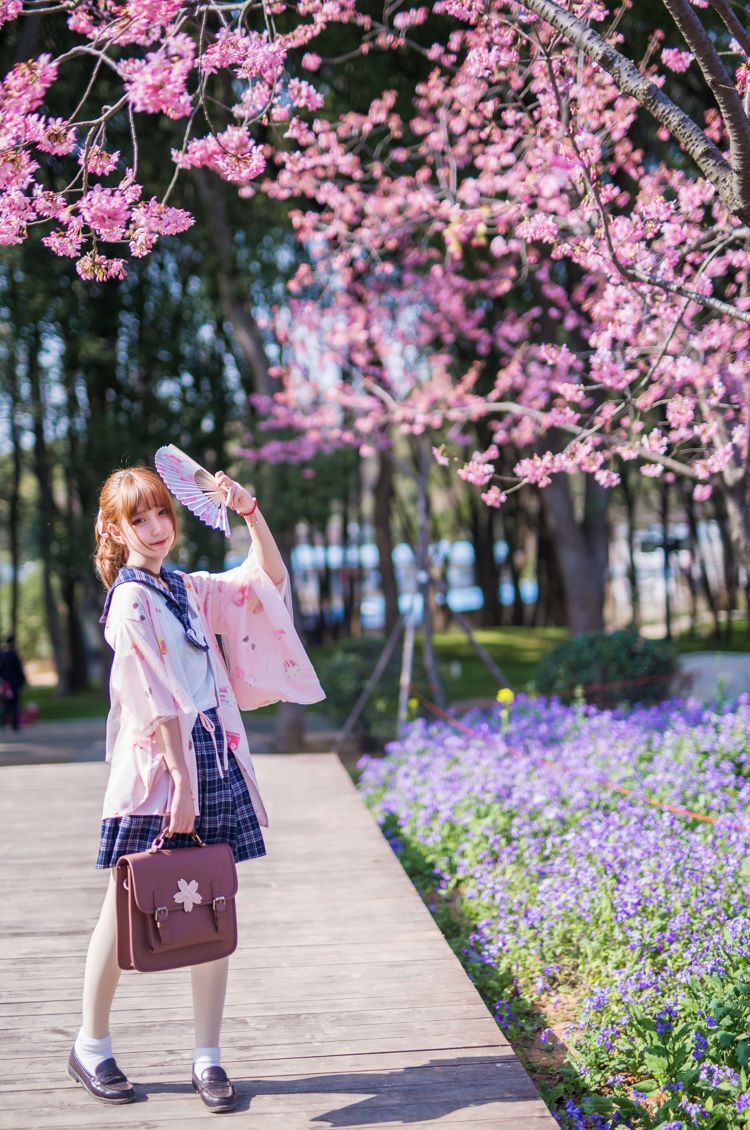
[
  {"xmin": 191, "ymin": 956, "xmax": 229, "ymax": 1049},
  {"xmin": 80, "ymin": 871, "xmax": 121, "ymax": 1041}
]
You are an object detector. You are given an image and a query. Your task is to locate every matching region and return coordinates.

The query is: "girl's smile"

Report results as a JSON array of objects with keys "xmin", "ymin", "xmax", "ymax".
[{"xmin": 109, "ymin": 505, "xmax": 175, "ymax": 572}]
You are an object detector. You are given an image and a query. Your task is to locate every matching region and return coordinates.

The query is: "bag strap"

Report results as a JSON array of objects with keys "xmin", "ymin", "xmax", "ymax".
[{"xmin": 149, "ymin": 829, "xmax": 206, "ymax": 852}]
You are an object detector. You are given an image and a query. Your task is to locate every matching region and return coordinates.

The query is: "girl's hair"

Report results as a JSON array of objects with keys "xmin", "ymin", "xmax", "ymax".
[{"xmin": 94, "ymin": 467, "xmax": 179, "ymax": 589}]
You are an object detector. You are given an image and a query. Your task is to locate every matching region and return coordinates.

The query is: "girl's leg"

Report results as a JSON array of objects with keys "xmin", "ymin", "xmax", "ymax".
[
  {"xmin": 69, "ymin": 872, "xmax": 135, "ymax": 1104},
  {"xmin": 191, "ymin": 957, "xmax": 236, "ymax": 1110},
  {"xmin": 80, "ymin": 870, "xmax": 121, "ymax": 1042},
  {"xmin": 191, "ymin": 955, "xmax": 229, "ymax": 1052}
]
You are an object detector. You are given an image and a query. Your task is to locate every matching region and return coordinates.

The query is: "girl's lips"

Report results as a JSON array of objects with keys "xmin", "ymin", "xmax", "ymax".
[{"xmin": 152, "ymin": 538, "xmax": 169, "ymax": 546}]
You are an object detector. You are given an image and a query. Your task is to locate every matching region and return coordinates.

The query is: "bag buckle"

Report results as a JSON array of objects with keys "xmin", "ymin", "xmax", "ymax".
[
  {"xmin": 154, "ymin": 905, "xmax": 168, "ymax": 927},
  {"xmin": 212, "ymin": 896, "xmax": 226, "ymax": 912}
]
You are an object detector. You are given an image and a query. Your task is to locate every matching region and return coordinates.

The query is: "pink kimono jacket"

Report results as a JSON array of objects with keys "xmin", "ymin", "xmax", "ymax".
[{"xmin": 100, "ymin": 551, "xmax": 325, "ymax": 823}]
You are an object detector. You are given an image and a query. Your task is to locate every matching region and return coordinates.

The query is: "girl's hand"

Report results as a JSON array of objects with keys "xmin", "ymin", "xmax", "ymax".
[
  {"xmin": 166, "ymin": 780, "xmax": 195, "ymax": 836},
  {"xmin": 215, "ymin": 470, "xmax": 254, "ymax": 515}
]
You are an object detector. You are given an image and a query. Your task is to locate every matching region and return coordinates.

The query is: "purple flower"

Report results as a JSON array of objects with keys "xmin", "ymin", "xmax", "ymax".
[
  {"xmin": 358, "ymin": 694, "xmax": 750, "ymax": 1119},
  {"xmin": 699, "ymin": 1062, "xmax": 739, "ymax": 1088}
]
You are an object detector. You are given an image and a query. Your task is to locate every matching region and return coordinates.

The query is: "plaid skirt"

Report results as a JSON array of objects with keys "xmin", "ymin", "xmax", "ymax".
[{"xmin": 96, "ymin": 707, "xmax": 266, "ymax": 869}]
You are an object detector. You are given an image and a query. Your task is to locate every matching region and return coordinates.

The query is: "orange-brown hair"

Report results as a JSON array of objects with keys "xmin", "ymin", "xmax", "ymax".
[{"xmin": 94, "ymin": 467, "xmax": 179, "ymax": 589}]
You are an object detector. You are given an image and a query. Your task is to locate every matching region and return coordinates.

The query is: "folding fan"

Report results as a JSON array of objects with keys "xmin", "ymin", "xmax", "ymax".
[{"xmin": 154, "ymin": 444, "xmax": 231, "ymax": 537}]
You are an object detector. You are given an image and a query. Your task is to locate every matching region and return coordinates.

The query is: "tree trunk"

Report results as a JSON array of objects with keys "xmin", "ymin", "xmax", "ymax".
[
  {"xmin": 723, "ymin": 477, "xmax": 750, "ymax": 639},
  {"xmin": 193, "ymin": 172, "xmax": 276, "ymax": 397},
  {"xmin": 533, "ymin": 499, "xmax": 567, "ymax": 627},
  {"xmin": 540, "ymin": 472, "xmax": 609, "ymax": 635},
  {"xmin": 62, "ymin": 577, "xmax": 89, "ymax": 691},
  {"xmin": 7, "ymin": 334, "xmax": 22, "ymax": 638},
  {"xmin": 274, "ymin": 543, "xmax": 307, "ymax": 752},
  {"xmin": 684, "ymin": 483, "xmax": 720, "ymax": 637},
  {"xmin": 417, "ymin": 441, "xmax": 444, "ymax": 708},
  {"xmin": 190, "ymin": 177, "xmax": 307, "ymax": 749},
  {"xmin": 714, "ymin": 484, "xmax": 741, "ymax": 642},
  {"xmin": 28, "ymin": 329, "xmax": 68, "ymax": 692},
  {"xmin": 502, "ymin": 486, "xmax": 528, "ymax": 627},
  {"xmin": 373, "ymin": 450, "xmax": 400, "ymax": 636},
  {"xmin": 469, "ymin": 492, "xmax": 502, "ymax": 627},
  {"xmin": 620, "ymin": 467, "xmax": 640, "ymax": 629},
  {"xmin": 661, "ymin": 477, "xmax": 673, "ymax": 641}
]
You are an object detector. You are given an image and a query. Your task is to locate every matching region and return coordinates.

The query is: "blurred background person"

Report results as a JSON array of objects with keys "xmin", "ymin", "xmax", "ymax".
[{"xmin": 0, "ymin": 635, "xmax": 26, "ymax": 732}]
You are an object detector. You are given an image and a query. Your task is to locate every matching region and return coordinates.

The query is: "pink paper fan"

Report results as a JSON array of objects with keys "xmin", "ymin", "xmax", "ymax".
[{"xmin": 154, "ymin": 444, "xmax": 230, "ymax": 537}]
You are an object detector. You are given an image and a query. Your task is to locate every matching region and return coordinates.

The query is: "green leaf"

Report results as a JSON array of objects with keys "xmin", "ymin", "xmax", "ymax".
[{"xmin": 642, "ymin": 1046, "xmax": 669, "ymax": 1078}]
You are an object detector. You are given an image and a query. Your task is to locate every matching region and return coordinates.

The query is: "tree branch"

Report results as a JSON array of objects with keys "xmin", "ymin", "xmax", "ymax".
[
  {"xmin": 513, "ymin": 0, "xmax": 743, "ymax": 218},
  {"xmin": 662, "ymin": 0, "xmax": 750, "ymax": 214},
  {"xmin": 626, "ymin": 267, "xmax": 750, "ymax": 325},
  {"xmin": 478, "ymin": 401, "xmax": 703, "ymax": 480},
  {"xmin": 707, "ymin": 0, "xmax": 750, "ymax": 60}
]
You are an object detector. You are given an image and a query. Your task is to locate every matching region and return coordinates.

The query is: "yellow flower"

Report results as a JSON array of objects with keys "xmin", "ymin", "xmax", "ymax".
[
  {"xmin": 407, "ymin": 697, "xmax": 419, "ymax": 712},
  {"xmin": 496, "ymin": 687, "xmax": 515, "ymax": 705}
]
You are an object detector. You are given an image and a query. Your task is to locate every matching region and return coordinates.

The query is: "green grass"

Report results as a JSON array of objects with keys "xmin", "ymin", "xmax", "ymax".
[
  {"xmin": 673, "ymin": 617, "xmax": 750, "ymax": 655},
  {"xmin": 430, "ymin": 626, "xmax": 569, "ymax": 700},
  {"xmin": 26, "ymin": 684, "xmax": 109, "ymax": 721},
  {"xmin": 26, "ymin": 620, "xmax": 750, "ymax": 723}
]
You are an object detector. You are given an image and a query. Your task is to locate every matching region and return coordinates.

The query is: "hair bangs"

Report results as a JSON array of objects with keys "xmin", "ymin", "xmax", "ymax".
[{"xmin": 117, "ymin": 470, "xmax": 175, "ymax": 526}]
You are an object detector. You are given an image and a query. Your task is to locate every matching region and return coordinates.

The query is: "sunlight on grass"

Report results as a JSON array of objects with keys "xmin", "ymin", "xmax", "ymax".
[{"xmin": 27, "ymin": 623, "xmax": 750, "ymax": 722}]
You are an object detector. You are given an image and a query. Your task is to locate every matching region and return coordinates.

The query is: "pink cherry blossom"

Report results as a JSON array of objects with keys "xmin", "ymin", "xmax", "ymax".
[
  {"xmin": 79, "ymin": 185, "xmax": 131, "ymax": 241},
  {"xmin": 42, "ymin": 219, "xmax": 85, "ymax": 258},
  {"xmin": 481, "ymin": 486, "xmax": 507, "ymax": 507},
  {"xmin": 121, "ymin": 34, "xmax": 195, "ymax": 119},
  {"xmin": 199, "ymin": 28, "xmax": 286, "ymax": 83},
  {"xmin": 80, "ymin": 147, "xmax": 120, "ymax": 176},
  {"xmin": 288, "ymin": 79, "xmax": 325, "ymax": 112},
  {"xmin": 76, "ymin": 250, "xmax": 128, "ymax": 281},
  {"xmin": 175, "ymin": 126, "xmax": 266, "ymax": 184},
  {"xmin": 35, "ymin": 118, "xmax": 77, "ymax": 156},
  {"xmin": 458, "ymin": 460, "xmax": 495, "ymax": 486},
  {"xmin": 0, "ymin": 0, "xmax": 22, "ymax": 29},
  {"xmin": 0, "ymin": 189, "xmax": 34, "ymax": 244},
  {"xmin": 661, "ymin": 48, "xmax": 693, "ymax": 73}
]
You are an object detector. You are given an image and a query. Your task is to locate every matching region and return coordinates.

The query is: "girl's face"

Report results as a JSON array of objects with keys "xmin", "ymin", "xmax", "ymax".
[{"xmin": 108, "ymin": 503, "xmax": 175, "ymax": 568}]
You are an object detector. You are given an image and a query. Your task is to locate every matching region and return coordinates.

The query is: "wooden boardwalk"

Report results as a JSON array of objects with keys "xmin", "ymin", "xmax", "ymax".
[{"xmin": 0, "ymin": 754, "xmax": 557, "ymax": 1129}]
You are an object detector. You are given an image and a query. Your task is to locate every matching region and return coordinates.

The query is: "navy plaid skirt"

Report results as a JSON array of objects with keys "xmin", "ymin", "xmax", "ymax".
[{"xmin": 96, "ymin": 707, "xmax": 266, "ymax": 869}]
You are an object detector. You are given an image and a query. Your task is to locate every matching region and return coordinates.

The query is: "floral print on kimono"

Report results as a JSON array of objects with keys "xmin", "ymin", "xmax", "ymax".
[{"xmin": 100, "ymin": 550, "xmax": 325, "ymax": 824}]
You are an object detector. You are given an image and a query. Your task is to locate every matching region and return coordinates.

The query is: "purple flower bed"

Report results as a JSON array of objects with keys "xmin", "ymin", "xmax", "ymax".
[{"xmin": 357, "ymin": 696, "xmax": 750, "ymax": 1129}]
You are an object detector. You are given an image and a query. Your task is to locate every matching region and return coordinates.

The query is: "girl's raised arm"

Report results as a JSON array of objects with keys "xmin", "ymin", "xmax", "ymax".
[{"xmin": 214, "ymin": 471, "xmax": 285, "ymax": 586}]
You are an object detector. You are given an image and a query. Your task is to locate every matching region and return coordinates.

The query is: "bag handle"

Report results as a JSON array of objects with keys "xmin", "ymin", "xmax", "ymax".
[{"xmin": 149, "ymin": 829, "xmax": 206, "ymax": 853}]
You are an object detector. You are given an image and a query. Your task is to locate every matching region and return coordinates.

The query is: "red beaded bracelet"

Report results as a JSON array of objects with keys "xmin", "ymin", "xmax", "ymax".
[{"xmin": 239, "ymin": 498, "xmax": 258, "ymax": 518}]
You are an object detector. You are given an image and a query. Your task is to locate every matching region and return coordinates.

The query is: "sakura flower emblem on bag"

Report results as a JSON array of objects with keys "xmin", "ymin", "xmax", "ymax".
[{"xmin": 173, "ymin": 877, "xmax": 203, "ymax": 912}]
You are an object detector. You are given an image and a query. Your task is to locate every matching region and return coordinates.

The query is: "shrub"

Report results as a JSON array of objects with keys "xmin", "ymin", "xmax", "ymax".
[
  {"xmin": 533, "ymin": 627, "xmax": 676, "ymax": 707},
  {"xmin": 316, "ymin": 637, "xmax": 426, "ymax": 748}
]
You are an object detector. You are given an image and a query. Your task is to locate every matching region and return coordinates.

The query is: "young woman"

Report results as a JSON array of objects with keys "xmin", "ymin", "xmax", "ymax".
[{"xmin": 68, "ymin": 465, "xmax": 324, "ymax": 1111}]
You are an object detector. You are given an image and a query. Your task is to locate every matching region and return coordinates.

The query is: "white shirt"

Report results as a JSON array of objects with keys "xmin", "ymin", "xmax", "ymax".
[{"xmin": 150, "ymin": 584, "xmax": 217, "ymax": 712}]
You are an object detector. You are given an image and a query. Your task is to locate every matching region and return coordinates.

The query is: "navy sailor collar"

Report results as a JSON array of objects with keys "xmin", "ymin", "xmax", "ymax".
[{"xmin": 100, "ymin": 565, "xmax": 209, "ymax": 652}]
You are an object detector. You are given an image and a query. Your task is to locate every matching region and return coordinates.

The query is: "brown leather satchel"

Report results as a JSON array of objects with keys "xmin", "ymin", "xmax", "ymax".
[{"xmin": 115, "ymin": 832, "xmax": 238, "ymax": 972}]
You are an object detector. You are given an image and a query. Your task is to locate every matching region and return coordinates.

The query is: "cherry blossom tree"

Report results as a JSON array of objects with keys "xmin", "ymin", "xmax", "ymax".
[
  {"xmin": 3, "ymin": 0, "xmax": 750, "ymax": 632},
  {"xmin": 0, "ymin": 0, "xmax": 356, "ymax": 278},
  {"xmin": 241, "ymin": 2, "xmax": 750, "ymax": 631}
]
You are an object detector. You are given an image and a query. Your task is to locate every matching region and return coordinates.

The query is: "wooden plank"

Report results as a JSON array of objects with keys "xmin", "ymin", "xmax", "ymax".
[{"xmin": 0, "ymin": 754, "xmax": 556, "ymax": 1129}]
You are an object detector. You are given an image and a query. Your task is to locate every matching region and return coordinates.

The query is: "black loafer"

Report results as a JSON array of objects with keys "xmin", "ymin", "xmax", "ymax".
[
  {"xmin": 192, "ymin": 1065, "xmax": 238, "ymax": 1112},
  {"xmin": 67, "ymin": 1046, "xmax": 136, "ymax": 1104}
]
